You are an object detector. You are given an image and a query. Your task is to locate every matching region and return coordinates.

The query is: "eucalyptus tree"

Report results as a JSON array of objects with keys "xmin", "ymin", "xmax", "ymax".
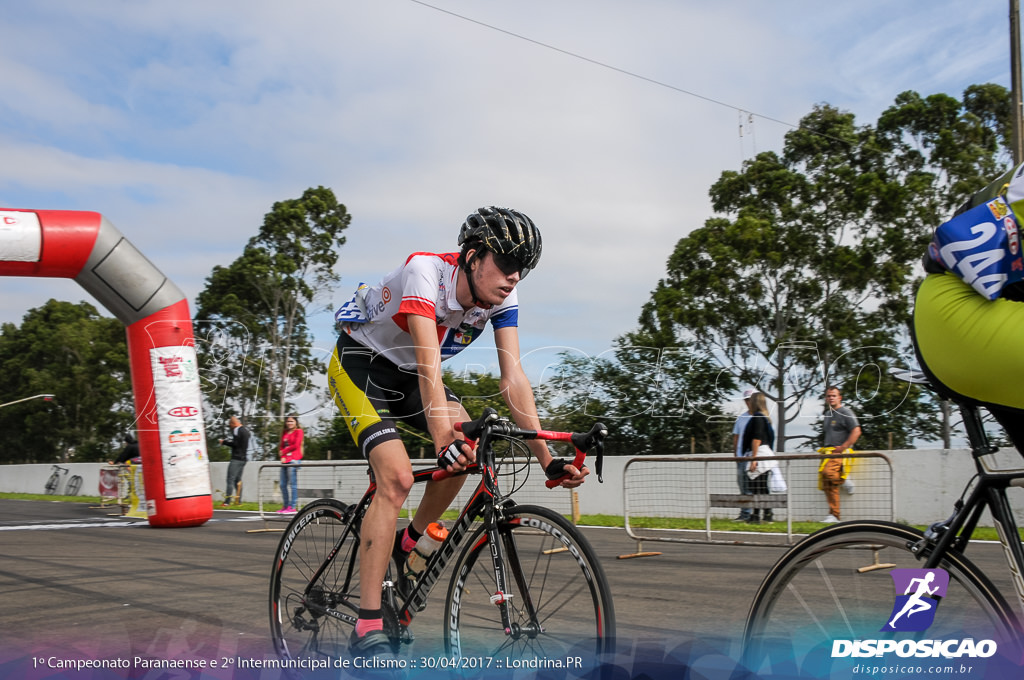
[
  {"xmin": 195, "ymin": 186, "xmax": 350, "ymax": 456},
  {"xmin": 639, "ymin": 86, "xmax": 1010, "ymax": 450}
]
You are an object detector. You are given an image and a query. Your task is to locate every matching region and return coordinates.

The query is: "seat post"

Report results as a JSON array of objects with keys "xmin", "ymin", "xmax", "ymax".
[{"xmin": 959, "ymin": 403, "xmax": 999, "ymax": 458}]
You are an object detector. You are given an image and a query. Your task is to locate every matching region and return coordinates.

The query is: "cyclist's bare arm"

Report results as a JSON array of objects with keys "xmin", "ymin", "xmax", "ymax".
[
  {"xmin": 494, "ymin": 326, "xmax": 588, "ymax": 488},
  {"xmin": 408, "ymin": 314, "xmax": 474, "ymax": 471}
]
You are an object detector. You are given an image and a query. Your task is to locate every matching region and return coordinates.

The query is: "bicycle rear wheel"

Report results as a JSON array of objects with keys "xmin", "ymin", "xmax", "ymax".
[
  {"xmin": 65, "ymin": 475, "xmax": 83, "ymax": 496},
  {"xmin": 744, "ymin": 521, "xmax": 1021, "ymax": 674},
  {"xmin": 44, "ymin": 473, "xmax": 60, "ymax": 494},
  {"xmin": 269, "ymin": 499, "xmax": 360, "ymax": 664},
  {"xmin": 444, "ymin": 504, "xmax": 615, "ymax": 661}
]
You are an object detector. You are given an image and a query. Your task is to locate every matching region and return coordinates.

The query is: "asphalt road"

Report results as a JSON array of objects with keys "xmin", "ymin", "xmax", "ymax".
[{"xmin": 0, "ymin": 498, "xmax": 1014, "ymax": 679}]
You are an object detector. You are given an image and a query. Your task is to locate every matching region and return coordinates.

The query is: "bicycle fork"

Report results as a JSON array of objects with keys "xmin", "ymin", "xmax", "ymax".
[{"xmin": 486, "ymin": 521, "xmax": 541, "ymax": 640}]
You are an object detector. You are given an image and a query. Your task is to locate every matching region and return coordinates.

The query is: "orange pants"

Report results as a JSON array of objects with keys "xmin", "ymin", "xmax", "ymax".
[{"xmin": 820, "ymin": 457, "xmax": 844, "ymax": 519}]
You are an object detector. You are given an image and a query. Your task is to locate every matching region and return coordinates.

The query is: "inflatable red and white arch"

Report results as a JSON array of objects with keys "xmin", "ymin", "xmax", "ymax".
[{"xmin": 0, "ymin": 209, "xmax": 212, "ymax": 527}]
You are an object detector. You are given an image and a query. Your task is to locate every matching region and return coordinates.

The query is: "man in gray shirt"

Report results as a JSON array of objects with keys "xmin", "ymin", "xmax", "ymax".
[
  {"xmin": 820, "ymin": 386, "xmax": 861, "ymax": 522},
  {"xmin": 219, "ymin": 415, "xmax": 250, "ymax": 506}
]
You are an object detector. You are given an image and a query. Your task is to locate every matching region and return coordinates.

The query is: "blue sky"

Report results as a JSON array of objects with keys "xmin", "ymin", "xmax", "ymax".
[{"xmin": 0, "ymin": 0, "xmax": 1014, "ymax": 423}]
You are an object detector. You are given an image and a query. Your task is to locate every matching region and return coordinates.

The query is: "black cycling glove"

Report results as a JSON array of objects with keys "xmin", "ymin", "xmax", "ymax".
[
  {"xmin": 438, "ymin": 440, "xmax": 470, "ymax": 469},
  {"xmin": 544, "ymin": 457, "xmax": 570, "ymax": 481}
]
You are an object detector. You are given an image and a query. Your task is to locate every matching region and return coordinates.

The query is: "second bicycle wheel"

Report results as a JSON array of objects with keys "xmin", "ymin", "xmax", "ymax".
[
  {"xmin": 269, "ymin": 499, "xmax": 360, "ymax": 665},
  {"xmin": 65, "ymin": 475, "xmax": 83, "ymax": 496},
  {"xmin": 744, "ymin": 521, "xmax": 1021, "ymax": 675},
  {"xmin": 444, "ymin": 504, "xmax": 615, "ymax": 661}
]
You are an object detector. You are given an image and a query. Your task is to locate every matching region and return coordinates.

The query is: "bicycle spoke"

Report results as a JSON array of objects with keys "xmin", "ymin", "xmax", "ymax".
[
  {"xmin": 814, "ymin": 557, "xmax": 856, "ymax": 639},
  {"xmin": 444, "ymin": 505, "xmax": 614, "ymax": 661},
  {"xmin": 270, "ymin": 500, "xmax": 359, "ymax": 669},
  {"xmin": 745, "ymin": 522, "xmax": 1021, "ymax": 674},
  {"xmin": 783, "ymin": 581, "xmax": 828, "ymax": 639}
]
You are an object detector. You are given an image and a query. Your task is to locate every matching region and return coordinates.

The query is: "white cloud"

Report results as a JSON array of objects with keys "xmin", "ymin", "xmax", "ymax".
[{"xmin": 0, "ymin": 0, "xmax": 1014, "ymax": 366}]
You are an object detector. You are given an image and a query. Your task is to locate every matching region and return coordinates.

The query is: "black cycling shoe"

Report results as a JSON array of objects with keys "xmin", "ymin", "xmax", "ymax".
[{"xmin": 349, "ymin": 629, "xmax": 403, "ymax": 669}]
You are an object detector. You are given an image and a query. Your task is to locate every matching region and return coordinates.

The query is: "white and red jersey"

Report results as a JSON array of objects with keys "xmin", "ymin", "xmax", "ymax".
[{"xmin": 339, "ymin": 252, "xmax": 519, "ymax": 369}]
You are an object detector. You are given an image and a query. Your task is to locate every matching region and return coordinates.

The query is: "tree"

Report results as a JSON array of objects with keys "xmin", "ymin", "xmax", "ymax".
[
  {"xmin": 0, "ymin": 300, "xmax": 132, "ymax": 463},
  {"xmin": 534, "ymin": 336, "xmax": 734, "ymax": 456},
  {"xmin": 637, "ymin": 87, "xmax": 1010, "ymax": 450},
  {"xmin": 871, "ymin": 85, "xmax": 1012, "ymax": 446},
  {"xmin": 195, "ymin": 187, "xmax": 351, "ymax": 457}
]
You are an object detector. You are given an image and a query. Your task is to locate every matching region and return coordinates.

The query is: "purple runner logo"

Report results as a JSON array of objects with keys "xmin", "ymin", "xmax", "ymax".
[{"xmin": 882, "ymin": 568, "xmax": 949, "ymax": 632}]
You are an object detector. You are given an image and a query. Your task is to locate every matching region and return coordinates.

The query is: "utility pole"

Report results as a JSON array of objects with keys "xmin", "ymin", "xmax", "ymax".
[{"xmin": 1012, "ymin": 0, "xmax": 1024, "ymax": 163}]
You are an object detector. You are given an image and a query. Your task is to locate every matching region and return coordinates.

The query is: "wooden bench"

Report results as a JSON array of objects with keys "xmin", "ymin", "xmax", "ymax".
[{"xmin": 709, "ymin": 493, "xmax": 787, "ymax": 510}]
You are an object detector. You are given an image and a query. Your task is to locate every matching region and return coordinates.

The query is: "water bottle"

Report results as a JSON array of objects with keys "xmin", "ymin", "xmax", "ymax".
[{"xmin": 404, "ymin": 522, "xmax": 449, "ymax": 579}]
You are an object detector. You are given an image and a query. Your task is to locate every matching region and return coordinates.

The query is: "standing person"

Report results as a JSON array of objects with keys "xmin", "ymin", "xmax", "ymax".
[
  {"xmin": 218, "ymin": 415, "xmax": 250, "ymax": 507},
  {"xmin": 820, "ymin": 385, "xmax": 861, "ymax": 523},
  {"xmin": 328, "ymin": 207, "xmax": 588, "ymax": 661},
  {"xmin": 108, "ymin": 433, "xmax": 140, "ymax": 465},
  {"xmin": 741, "ymin": 391, "xmax": 775, "ymax": 524},
  {"xmin": 277, "ymin": 415, "xmax": 303, "ymax": 514},
  {"xmin": 731, "ymin": 389, "xmax": 755, "ymax": 522}
]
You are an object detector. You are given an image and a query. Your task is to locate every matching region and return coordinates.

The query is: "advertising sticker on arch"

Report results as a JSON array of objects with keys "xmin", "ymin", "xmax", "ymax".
[
  {"xmin": 0, "ymin": 210, "xmax": 42, "ymax": 262},
  {"xmin": 150, "ymin": 344, "xmax": 211, "ymax": 500}
]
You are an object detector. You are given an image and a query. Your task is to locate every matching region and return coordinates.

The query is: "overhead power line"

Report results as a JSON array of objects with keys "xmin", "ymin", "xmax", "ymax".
[{"xmin": 407, "ymin": 0, "xmax": 805, "ymax": 133}]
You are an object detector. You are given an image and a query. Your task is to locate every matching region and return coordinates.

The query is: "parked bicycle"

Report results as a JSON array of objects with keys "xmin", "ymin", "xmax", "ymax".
[
  {"xmin": 44, "ymin": 464, "xmax": 83, "ymax": 496},
  {"xmin": 743, "ymin": 369, "xmax": 1024, "ymax": 671},
  {"xmin": 269, "ymin": 408, "xmax": 615, "ymax": 666}
]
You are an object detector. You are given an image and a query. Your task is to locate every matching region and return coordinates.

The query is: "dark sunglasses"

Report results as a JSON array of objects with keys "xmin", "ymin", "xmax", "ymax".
[{"xmin": 490, "ymin": 251, "xmax": 530, "ymax": 279}]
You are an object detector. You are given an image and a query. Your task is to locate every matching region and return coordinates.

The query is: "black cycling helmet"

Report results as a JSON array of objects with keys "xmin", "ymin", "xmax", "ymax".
[{"xmin": 457, "ymin": 207, "xmax": 542, "ymax": 278}]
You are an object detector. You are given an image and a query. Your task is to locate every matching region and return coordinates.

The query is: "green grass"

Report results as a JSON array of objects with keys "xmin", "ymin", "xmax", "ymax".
[
  {"xmin": 1, "ymin": 492, "xmax": 1015, "ymax": 541},
  {"xmin": 2, "ymin": 492, "xmax": 107, "ymax": 504},
  {"xmin": 414, "ymin": 507, "xmax": 1014, "ymax": 541}
]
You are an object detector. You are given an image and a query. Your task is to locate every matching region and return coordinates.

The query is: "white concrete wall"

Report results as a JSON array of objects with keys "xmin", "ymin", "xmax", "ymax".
[
  {"xmin": 3, "ymin": 448, "xmax": 1023, "ymax": 527},
  {"xmin": 577, "ymin": 448, "xmax": 1024, "ymax": 527},
  {"xmin": 0, "ymin": 462, "xmax": 264, "ymax": 505}
]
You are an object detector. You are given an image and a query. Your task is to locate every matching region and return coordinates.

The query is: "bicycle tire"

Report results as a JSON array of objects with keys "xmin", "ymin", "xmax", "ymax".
[
  {"xmin": 44, "ymin": 473, "xmax": 60, "ymax": 495},
  {"xmin": 744, "ymin": 521, "xmax": 1022, "ymax": 673},
  {"xmin": 65, "ymin": 475, "xmax": 83, "ymax": 496},
  {"xmin": 269, "ymin": 498, "xmax": 359, "ymax": 666},
  {"xmin": 443, "ymin": 504, "xmax": 615, "ymax": 661}
]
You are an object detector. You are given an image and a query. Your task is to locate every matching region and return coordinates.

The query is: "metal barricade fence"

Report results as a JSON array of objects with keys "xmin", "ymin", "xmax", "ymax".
[
  {"xmin": 621, "ymin": 452, "xmax": 893, "ymax": 552},
  {"xmin": 254, "ymin": 458, "xmax": 575, "ymax": 528}
]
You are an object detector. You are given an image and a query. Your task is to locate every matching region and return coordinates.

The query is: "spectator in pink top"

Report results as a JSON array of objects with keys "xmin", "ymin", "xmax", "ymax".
[{"xmin": 277, "ymin": 415, "xmax": 304, "ymax": 513}]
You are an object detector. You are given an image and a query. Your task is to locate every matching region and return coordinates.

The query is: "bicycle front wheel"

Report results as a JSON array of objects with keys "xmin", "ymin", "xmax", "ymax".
[
  {"xmin": 444, "ymin": 504, "xmax": 615, "ymax": 661},
  {"xmin": 269, "ymin": 499, "xmax": 360, "ymax": 664},
  {"xmin": 44, "ymin": 473, "xmax": 60, "ymax": 494},
  {"xmin": 744, "ymin": 521, "xmax": 1021, "ymax": 673}
]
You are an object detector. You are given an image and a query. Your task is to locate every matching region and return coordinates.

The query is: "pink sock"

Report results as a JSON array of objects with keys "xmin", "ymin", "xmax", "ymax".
[
  {"xmin": 355, "ymin": 617, "xmax": 384, "ymax": 637},
  {"xmin": 400, "ymin": 528, "xmax": 417, "ymax": 553}
]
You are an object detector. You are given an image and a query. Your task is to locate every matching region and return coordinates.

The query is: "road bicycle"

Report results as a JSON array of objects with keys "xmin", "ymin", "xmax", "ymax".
[
  {"xmin": 269, "ymin": 408, "xmax": 615, "ymax": 667},
  {"xmin": 743, "ymin": 369, "xmax": 1024, "ymax": 673},
  {"xmin": 44, "ymin": 464, "xmax": 83, "ymax": 496}
]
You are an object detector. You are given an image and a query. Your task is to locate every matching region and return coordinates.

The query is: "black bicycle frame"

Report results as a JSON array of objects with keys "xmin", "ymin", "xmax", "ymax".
[
  {"xmin": 305, "ymin": 423, "xmax": 520, "ymax": 632},
  {"xmin": 916, "ymin": 402, "xmax": 1024, "ymax": 615}
]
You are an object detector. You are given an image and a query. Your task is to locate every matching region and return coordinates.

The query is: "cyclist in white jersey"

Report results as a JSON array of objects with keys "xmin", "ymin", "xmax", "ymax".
[
  {"xmin": 346, "ymin": 250, "xmax": 520, "ymax": 370},
  {"xmin": 328, "ymin": 207, "xmax": 589, "ymax": 659}
]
